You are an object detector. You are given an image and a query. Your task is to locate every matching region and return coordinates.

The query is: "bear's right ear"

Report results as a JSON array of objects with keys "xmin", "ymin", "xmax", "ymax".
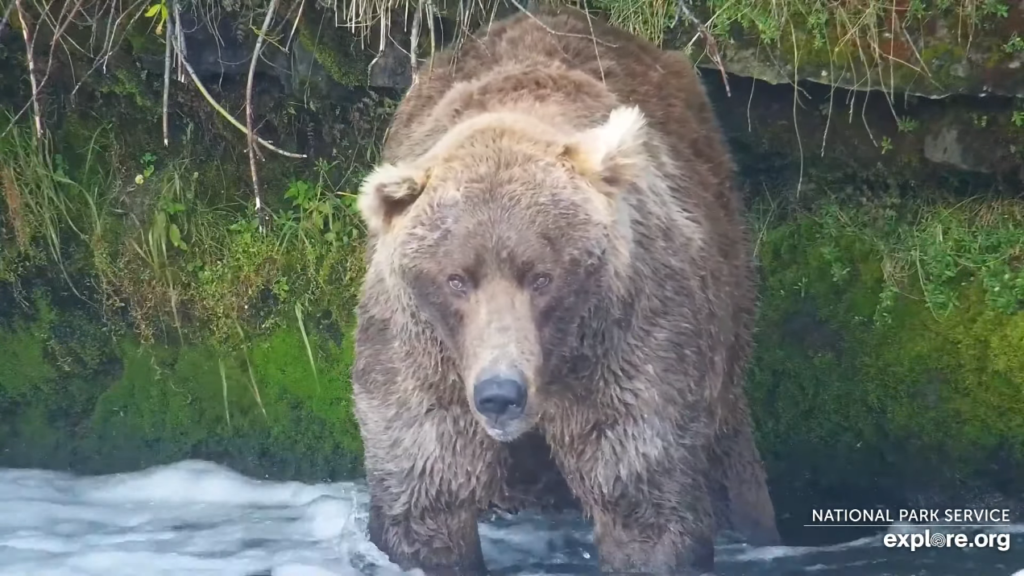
[
  {"xmin": 559, "ymin": 105, "xmax": 649, "ymax": 197},
  {"xmin": 357, "ymin": 162, "xmax": 429, "ymax": 235}
]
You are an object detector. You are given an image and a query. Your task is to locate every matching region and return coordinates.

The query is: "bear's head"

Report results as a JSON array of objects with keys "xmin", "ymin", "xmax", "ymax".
[{"xmin": 357, "ymin": 105, "xmax": 649, "ymax": 442}]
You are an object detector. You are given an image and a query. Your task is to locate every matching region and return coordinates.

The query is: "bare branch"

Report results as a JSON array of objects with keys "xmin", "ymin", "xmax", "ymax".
[
  {"xmin": 163, "ymin": 8, "xmax": 173, "ymax": 147},
  {"xmin": 168, "ymin": 2, "xmax": 305, "ymax": 160},
  {"xmin": 247, "ymin": 0, "xmax": 282, "ymax": 233},
  {"xmin": 674, "ymin": 0, "xmax": 731, "ymax": 97},
  {"xmin": 14, "ymin": 0, "xmax": 43, "ymax": 140},
  {"xmin": 284, "ymin": 0, "xmax": 306, "ymax": 52}
]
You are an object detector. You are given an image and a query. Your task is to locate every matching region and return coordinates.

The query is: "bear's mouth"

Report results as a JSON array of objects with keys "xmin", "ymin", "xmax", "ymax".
[{"xmin": 480, "ymin": 418, "xmax": 534, "ymax": 443}]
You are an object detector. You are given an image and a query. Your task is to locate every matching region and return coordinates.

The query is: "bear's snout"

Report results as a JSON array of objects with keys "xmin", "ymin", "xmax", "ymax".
[{"xmin": 473, "ymin": 370, "xmax": 528, "ymax": 421}]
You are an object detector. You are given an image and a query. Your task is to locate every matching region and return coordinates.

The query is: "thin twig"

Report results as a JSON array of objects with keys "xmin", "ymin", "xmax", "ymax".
[
  {"xmin": 3, "ymin": 0, "xmax": 84, "ymax": 140},
  {"xmin": 14, "ymin": 0, "xmax": 43, "ymax": 140},
  {"xmin": 789, "ymin": 23, "xmax": 803, "ymax": 200},
  {"xmin": 284, "ymin": 0, "xmax": 306, "ymax": 52},
  {"xmin": 247, "ymin": 0, "xmax": 281, "ymax": 233},
  {"xmin": 1, "ymin": 2, "xmax": 15, "ymax": 34},
  {"xmin": 168, "ymin": 3, "xmax": 305, "ymax": 159},
  {"xmin": 673, "ymin": 0, "xmax": 730, "ymax": 96},
  {"xmin": 409, "ymin": 0, "xmax": 424, "ymax": 79},
  {"xmin": 580, "ymin": 0, "xmax": 606, "ymax": 84},
  {"xmin": 506, "ymin": 0, "xmax": 615, "ymax": 45},
  {"xmin": 163, "ymin": 9, "xmax": 173, "ymax": 147},
  {"xmin": 70, "ymin": 0, "xmax": 148, "ymax": 98}
]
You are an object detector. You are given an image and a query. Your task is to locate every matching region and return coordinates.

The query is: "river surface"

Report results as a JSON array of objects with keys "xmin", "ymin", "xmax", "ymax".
[{"xmin": 1, "ymin": 460, "xmax": 1022, "ymax": 576}]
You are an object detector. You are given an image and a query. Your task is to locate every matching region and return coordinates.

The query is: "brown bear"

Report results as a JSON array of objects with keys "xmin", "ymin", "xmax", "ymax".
[{"xmin": 350, "ymin": 5, "xmax": 780, "ymax": 575}]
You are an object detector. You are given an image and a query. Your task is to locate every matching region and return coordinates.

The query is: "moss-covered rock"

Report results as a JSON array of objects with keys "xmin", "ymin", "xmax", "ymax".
[
  {"xmin": 749, "ymin": 196, "xmax": 1024, "ymax": 542},
  {"xmin": 664, "ymin": 0, "xmax": 1024, "ymax": 99},
  {"xmin": 0, "ymin": 291, "xmax": 363, "ymax": 481}
]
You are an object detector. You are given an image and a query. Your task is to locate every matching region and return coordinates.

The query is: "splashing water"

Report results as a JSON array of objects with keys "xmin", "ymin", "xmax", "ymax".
[{"xmin": 1, "ymin": 460, "xmax": 1021, "ymax": 576}]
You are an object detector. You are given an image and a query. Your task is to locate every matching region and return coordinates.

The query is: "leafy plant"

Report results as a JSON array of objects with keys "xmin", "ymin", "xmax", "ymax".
[{"xmin": 143, "ymin": 1, "xmax": 169, "ymax": 36}]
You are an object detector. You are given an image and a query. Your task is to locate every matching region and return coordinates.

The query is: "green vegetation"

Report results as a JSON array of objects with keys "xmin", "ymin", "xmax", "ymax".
[
  {"xmin": 747, "ymin": 192, "xmax": 1024, "ymax": 524},
  {"xmin": 0, "ymin": 90, "xmax": 379, "ymax": 475},
  {"xmin": 0, "ymin": 289, "xmax": 362, "ymax": 479},
  {"xmin": 0, "ymin": 0, "xmax": 395, "ymax": 476}
]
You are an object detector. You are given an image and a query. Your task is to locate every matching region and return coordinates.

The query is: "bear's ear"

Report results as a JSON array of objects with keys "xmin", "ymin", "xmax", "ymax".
[
  {"xmin": 560, "ymin": 105, "xmax": 649, "ymax": 195},
  {"xmin": 357, "ymin": 162, "xmax": 429, "ymax": 235}
]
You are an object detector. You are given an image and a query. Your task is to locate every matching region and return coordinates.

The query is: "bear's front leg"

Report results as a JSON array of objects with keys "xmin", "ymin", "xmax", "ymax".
[
  {"xmin": 546, "ymin": 416, "xmax": 717, "ymax": 576},
  {"xmin": 366, "ymin": 488, "xmax": 486, "ymax": 576},
  {"xmin": 358, "ymin": 400, "xmax": 504, "ymax": 576}
]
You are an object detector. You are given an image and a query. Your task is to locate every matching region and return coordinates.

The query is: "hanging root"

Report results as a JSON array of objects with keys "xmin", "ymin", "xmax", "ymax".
[
  {"xmin": 167, "ymin": 0, "xmax": 305, "ymax": 160},
  {"xmin": 674, "ymin": 0, "xmax": 731, "ymax": 97},
  {"xmin": 14, "ymin": 0, "xmax": 44, "ymax": 140},
  {"xmin": 246, "ymin": 0, "xmax": 282, "ymax": 233},
  {"xmin": 162, "ymin": 5, "xmax": 172, "ymax": 147}
]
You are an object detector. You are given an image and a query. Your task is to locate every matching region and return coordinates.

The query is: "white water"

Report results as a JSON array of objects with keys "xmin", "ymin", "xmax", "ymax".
[{"xmin": 1, "ymin": 460, "xmax": 1022, "ymax": 576}]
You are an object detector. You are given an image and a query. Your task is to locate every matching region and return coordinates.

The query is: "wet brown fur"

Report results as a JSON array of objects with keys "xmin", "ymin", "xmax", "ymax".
[{"xmin": 351, "ymin": 6, "xmax": 780, "ymax": 575}]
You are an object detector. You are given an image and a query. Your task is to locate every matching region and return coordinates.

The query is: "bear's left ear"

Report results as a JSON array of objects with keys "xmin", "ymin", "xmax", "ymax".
[
  {"xmin": 357, "ymin": 162, "xmax": 429, "ymax": 235},
  {"xmin": 559, "ymin": 105, "xmax": 649, "ymax": 196}
]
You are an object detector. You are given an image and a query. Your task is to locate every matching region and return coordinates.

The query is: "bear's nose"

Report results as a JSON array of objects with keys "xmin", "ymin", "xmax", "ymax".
[{"xmin": 473, "ymin": 373, "xmax": 527, "ymax": 421}]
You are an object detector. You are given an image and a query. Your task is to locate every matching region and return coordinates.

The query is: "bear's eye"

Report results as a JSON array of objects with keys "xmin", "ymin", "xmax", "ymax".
[
  {"xmin": 447, "ymin": 274, "xmax": 468, "ymax": 293},
  {"xmin": 530, "ymin": 273, "xmax": 552, "ymax": 292}
]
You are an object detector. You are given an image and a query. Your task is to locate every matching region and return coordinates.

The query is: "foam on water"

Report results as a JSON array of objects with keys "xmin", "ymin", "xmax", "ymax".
[{"xmin": 0, "ymin": 460, "xmax": 1021, "ymax": 576}]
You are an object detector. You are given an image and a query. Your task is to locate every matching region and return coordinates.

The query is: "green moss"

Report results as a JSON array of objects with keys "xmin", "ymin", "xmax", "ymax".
[
  {"xmin": 749, "ymin": 197, "xmax": 1024, "ymax": 527},
  {"xmin": 297, "ymin": 18, "xmax": 371, "ymax": 87},
  {"xmin": 248, "ymin": 320, "xmax": 364, "ymax": 465},
  {"xmin": 98, "ymin": 67, "xmax": 162, "ymax": 114},
  {"xmin": 0, "ymin": 292, "xmax": 119, "ymax": 469},
  {"xmin": 0, "ymin": 313, "xmax": 364, "ymax": 479},
  {"xmin": 80, "ymin": 320, "xmax": 362, "ymax": 479},
  {"xmin": 0, "ymin": 313, "xmax": 59, "ymax": 401}
]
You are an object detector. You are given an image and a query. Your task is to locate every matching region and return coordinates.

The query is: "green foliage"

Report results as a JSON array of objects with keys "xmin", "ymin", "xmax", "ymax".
[
  {"xmin": 1, "ymin": 104, "xmax": 372, "ymax": 346},
  {"xmin": 748, "ymin": 196, "xmax": 1024, "ymax": 514},
  {"xmin": 801, "ymin": 199, "xmax": 1024, "ymax": 318},
  {"xmin": 0, "ymin": 292, "xmax": 117, "ymax": 469},
  {"xmin": 143, "ymin": 1, "xmax": 170, "ymax": 36},
  {"xmin": 0, "ymin": 290, "xmax": 362, "ymax": 478},
  {"xmin": 1004, "ymin": 33, "xmax": 1024, "ymax": 54},
  {"xmin": 0, "ymin": 112, "xmax": 112, "ymax": 291},
  {"xmin": 297, "ymin": 17, "xmax": 371, "ymax": 87},
  {"xmin": 0, "ymin": 30, "xmax": 381, "ymax": 473}
]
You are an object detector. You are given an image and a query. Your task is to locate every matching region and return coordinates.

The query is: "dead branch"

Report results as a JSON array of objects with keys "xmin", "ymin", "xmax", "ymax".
[
  {"xmin": 168, "ymin": 2, "xmax": 305, "ymax": 160},
  {"xmin": 69, "ymin": 0, "xmax": 148, "ymax": 98},
  {"xmin": 163, "ymin": 7, "xmax": 173, "ymax": 147},
  {"xmin": 673, "ymin": 0, "xmax": 731, "ymax": 97},
  {"xmin": 409, "ymin": 0, "xmax": 424, "ymax": 78},
  {"xmin": 284, "ymin": 0, "xmax": 306, "ymax": 52},
  {"xmin": 3, "ymin": 0, "xmax": 86, "ymax": 140},
  {"xmin": 246, "ymin": 0, "xmax": 282, "ymax": 233},
  {"xmin": 14, "ymin": 0, "xmax": 43, "ymax": 140}
]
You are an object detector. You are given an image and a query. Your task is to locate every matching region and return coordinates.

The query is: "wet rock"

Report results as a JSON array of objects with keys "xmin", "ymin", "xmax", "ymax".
[{"xmin": 702, "ymin": 72, "xmax": 1024, "ymax": 186}]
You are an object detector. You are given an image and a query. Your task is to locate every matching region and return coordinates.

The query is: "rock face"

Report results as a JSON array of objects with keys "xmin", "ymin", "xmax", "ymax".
[
  {"xmin": 702, "ymin": 74, "xmax": 1024, "ymax": 186},
  {"xmin": 666, "ymin": 1, "xmax": 1024, "ymax": 99}
]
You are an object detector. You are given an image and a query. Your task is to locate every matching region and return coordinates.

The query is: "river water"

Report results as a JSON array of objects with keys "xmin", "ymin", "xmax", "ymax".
[{"xmin": 1, "ymin": 459, "xmax": 1021, "ymax": 576}]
